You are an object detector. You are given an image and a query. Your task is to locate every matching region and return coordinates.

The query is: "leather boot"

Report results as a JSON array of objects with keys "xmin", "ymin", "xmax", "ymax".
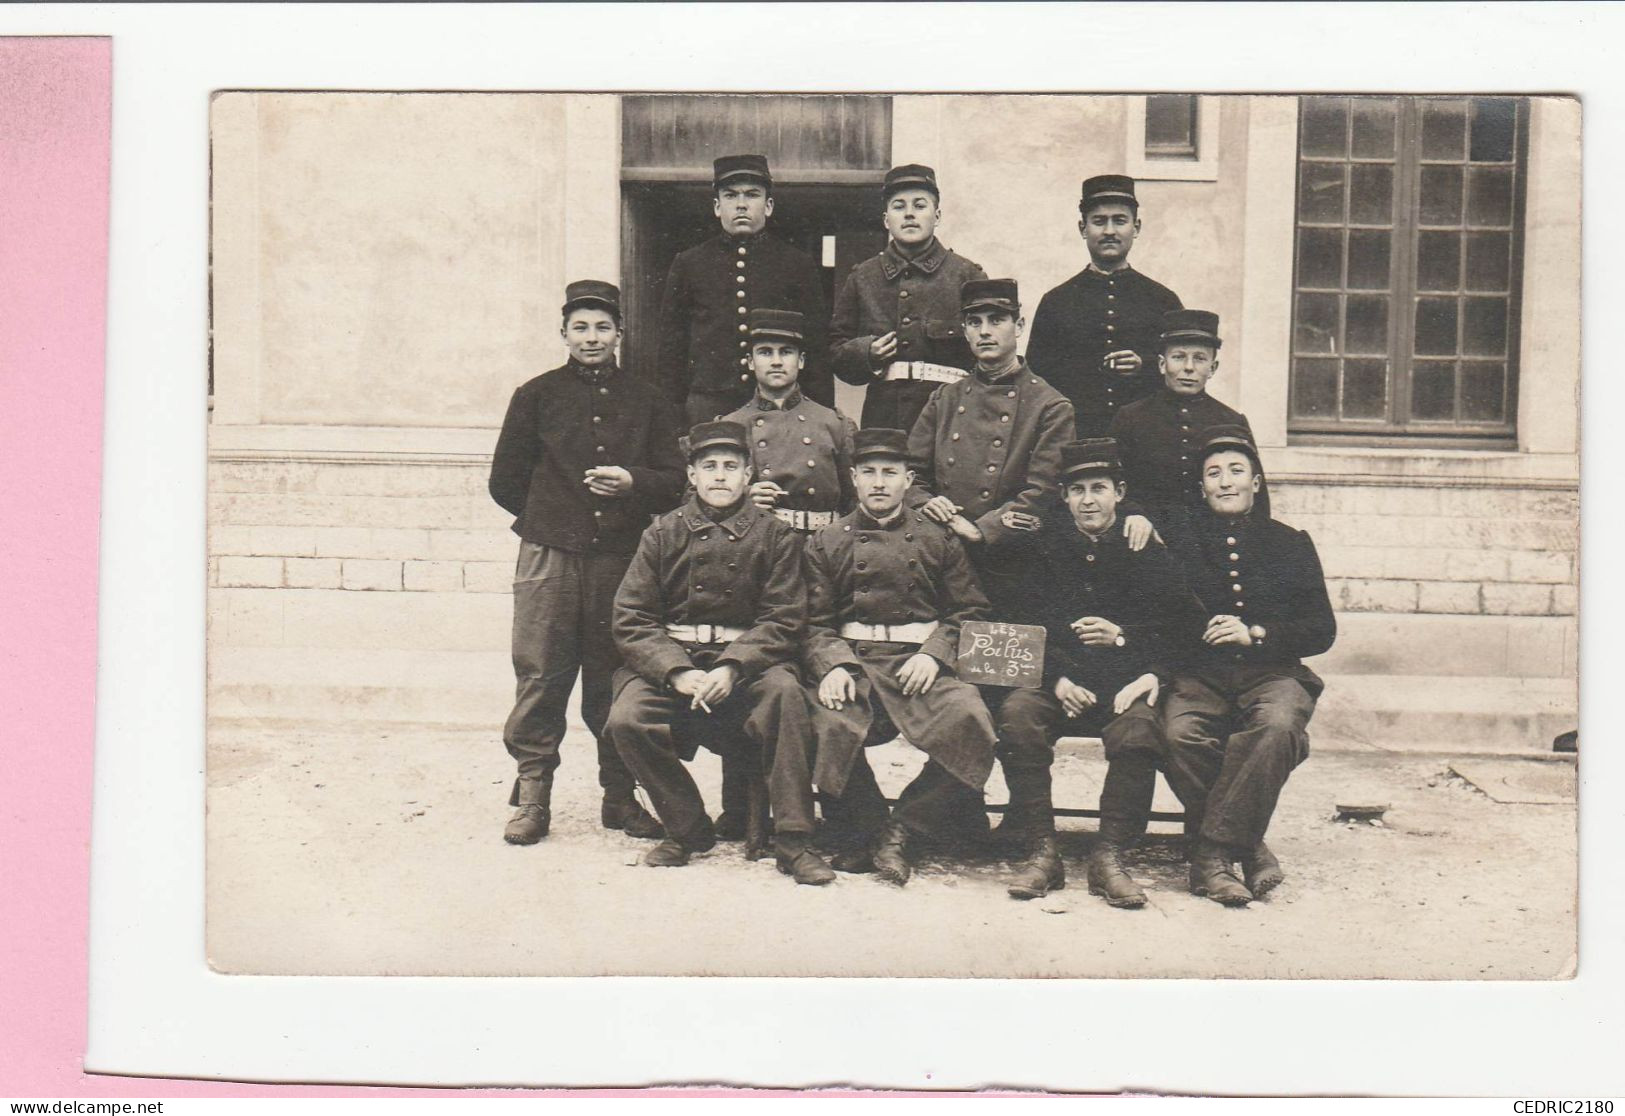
[
  {"xmin": 1241, "ymin": 840, "xmax": 1285, "ymax": 896},
  {"xmin": 742, "ymin": 764, "xmax": 772, "ymax": 862},
  {"xmin": 1086, "ymin": 840, "xmax": 1147, "ymax": 909},
  {"xmin": 1006, "ymin": 835, "xmax": 1066, "ymax": 900},
  {"xmin": 831, "ymin": 848, "xmax": 875, "ymax": 874},
  {"xmin": 503, "ymin": 775, "xmax": 551, "ymax": 845},
  {"xmin": 775, "ymin": 833, "xmax": 835, "ymax": 886},
  {"xmin": 1189, "ymin": 839, "xmax": 1253, "ymax": 906},
  {"xmin": 643, "ymin": 827, "xmax": 717, "ymax": 868},
  {"xmin": 872, "ymin": 822, "xmax": 912, "ymax": 887},
  {"xmin": 602, "ymin": 795, "xmax": 665, "ymax": 839}
]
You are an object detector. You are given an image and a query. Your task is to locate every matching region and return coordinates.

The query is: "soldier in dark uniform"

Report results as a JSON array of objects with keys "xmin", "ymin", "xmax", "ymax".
[
  {"xmin": 828, "ymin": 164, "xmax": 988, "ymax": 433},
  {"xmin": 1109, "ymin": 309, "xmax": 1268, "ymax": 542},
  {"xmin": 657, "ymin": 154, "xmax": 830, "ymax": 425},
  {"xmin": 801, "ymin": 428, "xmax": 998, "ymax": 887},
  {"xmin": 1025, "ymin": 175, "xmax": 1183, "ymax": 437},
  {"xmin": 1161, "ymin": 426, "xmax": 1337, "ymax": 906},
  {"xmin": 488, "ymin": 280, "xmax": 679, "ymax": 846},
  {"xmin": 605, "ymin": 421, "xmax": 834, "ymax": 885},
  {"xmin": 991, "ymin": 439, "xmax": 1204, "ymax": 903}
]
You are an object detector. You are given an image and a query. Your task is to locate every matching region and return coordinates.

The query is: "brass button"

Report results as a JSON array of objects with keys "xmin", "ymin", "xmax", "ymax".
[
  {"xmin": 999, "ymin": 415, "xmax": 1010, "ymax": 423},
  {"xmin": 951, "ymin": 432, "xmax": 960, "ymax": 441},
  {"xmin": 1086, "ymin": 554, "xmax": 1095, "ymax": 562},
  {"xmin": 946, "ymin": 456, "xmax": 955, "ymax": 465},
  {"xmin": 806, "ymin": 459, "xmax": 816, "ymax": 468},
  {"xmin": 737, "ymin": 306, "xmax": 746, "ymax": 315},
  {"xmin": 1226, "ymin": 536, "xmax": 1237, "ymax": 545},
  {"xmin": 986, "ymin": 464, "xmax": 996, "ymax": 473},
  {"xmin": 803, "ymin": 436, "xmax": 812, "ymax": 444},
  {"xmin": 993, "ymin": 439, "xmax": 1002, "ymax": 447},
  {"xmin": 1229, "ymin": 552, "xmax": 1239, "ymax": 561},
  {"xmin": 957, "ymin": 405, "xmax": 966, "ymax": 414}
]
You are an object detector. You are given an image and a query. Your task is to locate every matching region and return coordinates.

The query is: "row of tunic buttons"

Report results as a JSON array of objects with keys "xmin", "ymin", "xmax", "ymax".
[
  {"xmin": 736, "ymin": 248, "xmax": 750, "ymax": 381},
  {"xmin": 591, "ymin": 383, "xmax": 613, "ymax": 540},
  {"xmin": 1226, "ymin": 535, "xmax": 1244, "ymax": 609}
]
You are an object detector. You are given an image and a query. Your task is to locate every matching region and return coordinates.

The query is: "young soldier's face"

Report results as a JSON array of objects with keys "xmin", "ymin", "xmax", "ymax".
[
  {"xmin": 689, "ymin": 449, "xmax": 752, "ymax": 509},
  {"xmin": 1078, "ymin": 202, "xmax": 1141, "ymax": 267},
  {"xmin": 560, "ymin": 308, "xmax": 621, "ymax": 367},
  {"xmin": 883, "ymin": 189, "xmax": 940, "ymax": 247},
  {"xmin": 1201, "ymin": 450, "xmax": 1262, "ymax": 516},
  {"xmin": 749, "ymin": 340, "xmax": 804, "ymax": 394},
  {"xmin": 963, "ymin": 308, "xmax": 1023, "ymax": 366},
  {"xmin": 714, "ymin": 182, "xmax": 773, "ymax": 236},
  {"xmin": 852, "ymin": 459, "xmax": 913, "ymax": 518},
  {"xmin": 1064, "ymin": 475, "xmax": 1126, "ymax": 534},
  {"xmin": 1160, "ymin": 343, "xmax": 1219, "ymax": 395}
]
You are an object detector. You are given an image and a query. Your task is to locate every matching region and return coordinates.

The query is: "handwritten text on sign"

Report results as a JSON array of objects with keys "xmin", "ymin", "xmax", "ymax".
[{"xmin": 956, "ymin": 621, "xmax": 1047, "ymax": 689}]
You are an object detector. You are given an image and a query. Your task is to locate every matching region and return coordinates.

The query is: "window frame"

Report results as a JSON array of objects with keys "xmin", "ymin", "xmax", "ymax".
[{"xmin": 1126, "ymin": 94, "xmax": 1219, "ymax": 182}]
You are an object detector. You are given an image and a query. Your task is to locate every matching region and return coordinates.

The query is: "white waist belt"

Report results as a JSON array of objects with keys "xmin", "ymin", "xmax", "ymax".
[
  {"xmin": 839, "ymin": 620, "xmax": 939, "ymax": 644},
  {"xmin": 773, "ymin": 508, "xmax": 837, "ymax": 531},
  {"xmin": 665, "ymin": 623, "xmax": 746, "ymax": 644},
  {"xmin": 882, "ymin": 360, "xmax": 967, "ymax": 385}
]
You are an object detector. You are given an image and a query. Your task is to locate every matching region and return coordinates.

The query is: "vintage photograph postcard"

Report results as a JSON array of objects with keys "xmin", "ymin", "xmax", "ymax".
[{"xmin": 205, "ymin": 91, "xmax": 1578, "ymax": 978}]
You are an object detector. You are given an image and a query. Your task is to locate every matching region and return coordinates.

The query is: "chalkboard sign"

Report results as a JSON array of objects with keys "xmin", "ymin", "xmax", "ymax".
[{"xmin": 956, "ymin": 621, "xmax": 1047, "ymax": 688}]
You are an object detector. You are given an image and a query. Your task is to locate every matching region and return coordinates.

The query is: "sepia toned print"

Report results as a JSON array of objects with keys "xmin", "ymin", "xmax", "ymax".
[{"xmin": 207, "ymin": 92, "xmax": 1577, "ymax": 978}]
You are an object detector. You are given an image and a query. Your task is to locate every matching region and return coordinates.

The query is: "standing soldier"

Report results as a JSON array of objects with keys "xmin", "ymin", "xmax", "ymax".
[
  {"xmin": 1161, "ymin": 426, "xmax": 1337, "ymax": 906},
  {"xmin": 487, "ymin": 280, "xmax": 680, "ymax": 846},
  {"xmin": 605, "ymin": 421, "xmax": 831, "ymax": 884},
  {"xmin": 1025, "ymin": 175, "xmax": 1183, "ymax": 437},
  {"xmin": 828, "ymin": 164, "xmax": 988, "ymax": 433},
  {"xmin": 802, "ymin": 428, "xmax": 999, "ymax": 886},
  {"xmin": 658, "ymin": 154, "xmax": 830, "ymax": 425}
]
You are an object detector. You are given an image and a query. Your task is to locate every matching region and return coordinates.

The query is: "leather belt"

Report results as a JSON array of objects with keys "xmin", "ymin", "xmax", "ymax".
[
  {"xmin": 665, "ymin": 623, "xmax": 746, "ymax": 644},
  {"xmin": 773, "ymin": 508, "xmax": 837, "ymax": 531},
  {"xmin": 882, "ymin": 360, "xmax": 967, "ymax": 385},
  {"xmin": 839, "ymin": 620, "xmax": 939, "ymax": 644}
]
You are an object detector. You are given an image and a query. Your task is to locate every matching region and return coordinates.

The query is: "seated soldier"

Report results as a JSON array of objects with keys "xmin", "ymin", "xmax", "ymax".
[
  {"xmin": 606, "ymin": 421, "xmax": 833, "ymax": 885},
  {"xmin": 802, "ymin": 428, "xmax": 998, "ymax": 887},
  {"xmin": 991, "ymin": 439, "xmax": 1203, "ymax": 904},
  {"xmin": 1161, "ymin": 426, "xmax": 1337, "ymax": 906}
]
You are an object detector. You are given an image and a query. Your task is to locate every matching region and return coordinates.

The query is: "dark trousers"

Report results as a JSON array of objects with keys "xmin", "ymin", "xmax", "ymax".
[
  {"xmin": 1161, "ymin": 672, "xmax": 1316, "ymax": 850},
  {"xmin": 992, "ymin": 686, "xmax": 1163, "ymax": 840},
  {"xmin": 607, "ymin": 663, "xmax": 813, "ymax": 846},
  {"xmin": 503, "ymin": 541, "xmax": 636, "ymax": 803},
  {"xmin": 824, "ymin": 750, "xmax": 983, "ymax": 845}
]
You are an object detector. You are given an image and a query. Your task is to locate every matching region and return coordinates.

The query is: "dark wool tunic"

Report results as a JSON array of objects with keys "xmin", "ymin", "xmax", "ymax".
[
  {"xmin": 1108, "ymin": 387, "xmax": 1266, "ymax": 530},
  {"xmin": 721, "ymin": 388, "xmax": 857, "ymax": 514},
  {"xmin": 488, "ymin": 361, "xmax": 686, "ymax": 555}
]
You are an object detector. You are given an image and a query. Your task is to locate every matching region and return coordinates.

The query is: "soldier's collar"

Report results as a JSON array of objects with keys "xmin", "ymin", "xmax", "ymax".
[
  {"xmin": 684, "ymin": 494, "xmax": 757, "ymax": 538},
  {"xmin": 568, "ymin": 359, "xmax": 618, "ymax": 383},
  {"xmin": 974, "ymin": 355, "xmax": 1025, "ymax": 385},
  {"xmin": 881, "ymin": 236, "xmax": 946, "ymax": 279},
  {"xmin": 718, "ymin": 229, "xmax": 767, "ymax": 248},
  {"xmin": 855, "ymin": 505, "xmax": 908, "ymax": 530},
  {"xmin": 1084, "ymin": 261, "xmax": 1136, "ymax": 278},
  {"xmin": 754, "ymin": 387, "xmax": 803, "ymax": 411}
]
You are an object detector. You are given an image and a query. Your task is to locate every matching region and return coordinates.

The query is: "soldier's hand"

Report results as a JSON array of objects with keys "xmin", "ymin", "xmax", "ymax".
[
  {"xmin": 1053, "ymin": 677, "xmax": 1097, "ymax": 718},
  {"xmin": 1122, "ymin": 514, "xmax": 1154, "ymax": 551},
  {"xmin": 818, "ymin": 667, "xmax": 857, "ymax": 710},
  {"xmin": 749, "ymin": 481, "xmax": 785, "ymax": 510},
  {"xmin": 948, "ymin": 514, "xmax": 984, "ymax": 543},
  {"xmin": 1204, "ymin": 614, "xmax": 1252, "ymax": 646},
  {"xmin": 669, "ymin": 669, "xmax": 708, "ymax": 698},
  {"xmin": 1113, "ymin": 672, "xmax": 1160, "ymax": 714},
  {"xmin": 584, "ymin": 466, "xmax": 633, "ymax": 497},
  {"xmin": 696, "ymin": 663, "xmax": 739, "ymax": 709},
  {"xmin": 896, "ymin": 652, "xmax": 941, "ymax": 696},
  {"xmin": 1104, "ymin": 349, "xmax": 1142, "ymax": 375},
  {"xmin": 1071, "ymin": 616, "xmax": 1124, "ymax": 646},
  {"xmin": 870, "ymin": 332, "xmax": 899, "ymax": 364},
  {"xmin": 920, "ymin": 495, "xmax": 960, "ymax": 523}
]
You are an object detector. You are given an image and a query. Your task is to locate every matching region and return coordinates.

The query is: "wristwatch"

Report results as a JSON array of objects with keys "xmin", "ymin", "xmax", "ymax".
[{"xmin": 1248, "ymin": 624, "xmax": 1267, "ymax": 644}]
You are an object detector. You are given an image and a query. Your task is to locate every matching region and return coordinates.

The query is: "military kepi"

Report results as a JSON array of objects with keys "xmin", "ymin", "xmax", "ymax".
[
  {"xmin": 1060, "ymin": 438, "xmax": 1123, "ymax": 482},
  {"xmin": 561, "ymin": 279, "xmax": 621, "ymax": 320},
  {"xmin": 851, "ymin": 427, "xmax": 911, "ymax": 464},
  {"xmin": 961, "ymin": 277, "xmax": 1020, "ymax": 315},
  {"xmin": 686, "ymin": 420, "xmax": 750, "ymax": 461},
  {"xmin": 747, "ymin": 308, "xmax": 806, "ymax": 343},
  {"xmin": 1199, "ymin": 423, "xmax": 1261, "ymax": 471},
  {"xmin": 1080, "ymin": 174, "xmax": 1138, "ymax": 213},
  {"xmin": 714, "ymin": 153, "xmax": 772, "ymax": 190},
  {"xmin": 883, "ymin": 163, "xmax": 939, "ymax": 200},
  {"xmin": 1160, "ymin": 308, "xmax": 1223, "ymax": 349}
]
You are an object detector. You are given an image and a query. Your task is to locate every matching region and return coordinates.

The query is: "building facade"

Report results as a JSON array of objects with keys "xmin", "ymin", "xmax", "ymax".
[{"xmin": 208, "ymin": 93, "xmax": 1579, "ymax": 751}]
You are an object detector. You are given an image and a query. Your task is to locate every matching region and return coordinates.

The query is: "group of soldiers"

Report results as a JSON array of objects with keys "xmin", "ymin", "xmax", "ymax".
[{"xmin": 488, "ymin": 154, "xmax": 1337, "ymax": 908}]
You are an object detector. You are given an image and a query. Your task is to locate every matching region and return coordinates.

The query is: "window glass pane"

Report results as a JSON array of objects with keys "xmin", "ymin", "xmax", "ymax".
[
  {"xmin": 1464, "ymin": 231, "xmax": 1512, "ymax": 292},
  {"xmin": 1350, "ymin": 98, "xmax": 1398, "ymax": 159},
  {"xmin": 1294, "ymin": 292, "xmax": 1340, "ymax": 354},
  {"xmin": 1416, "ymin": 230, "xmax": 1462, "ymax": 292},
  {"xmin": 1348, "ymin": 163, "xmax": 1393, "ymax": 225},
  {"xmin": 1300, "ymin": 97, "xmax": 1348, "ymax": 158},
  {"xmin": 1292, "ymin": 358, "xmax": 1339, "ymax": 419},
  {"xmin": 1415, "ymin": 297, "xmax": 1459, "ymax": 356},
  {"xmin": 1470, "ymin": 98, "xmax": 1517, "ymax": 162},
  {"xmin": 1411, "ymin": 360, "xmax": 1457, "ymax": 421},
  {"xmin": 1296, "ymin": 227, "xmax": 1343, "ymax": 289},
  {"xmin": 1344, "ymin": 295, "xmax": 1389, "ymax": 354},
  {"xmin": 1346, "ymin": 229, "xmax": 1392, "ymax": 290},
  {"xmin": 1461, "ymin": 362, "xmax": 1507, "ymax": 422},
  {"xmin": 1342, "ymin": 358, "xmax": 1389, "ymax": 419},
  {"xmin": 1467, "ymin": 165, "xmax": 1514, "ymax": 227},
  {"xmin": 1298, "ymin": 162, "xmax": 1345, "ymax": 224},
  {"xmin": 1419, "ymin": 165, "xmax": 1464, "ymax": 225},
  {"xmin": 1463, "ymin": 296, "xmax": 1509, "ymax": 357},
  {"xmin": 1146, "ymin": 94, "xmax": 1197, "ymax": 154},
  {"xmin": 1421, "ymin": 99, "xmax": 1467, "ymax": 160}
]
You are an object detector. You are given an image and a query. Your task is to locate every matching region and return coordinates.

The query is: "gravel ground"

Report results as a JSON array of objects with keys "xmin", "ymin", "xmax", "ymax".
[{"xmin": 206, "ymin": 720, "xmax": 1576, "ymax": 979}]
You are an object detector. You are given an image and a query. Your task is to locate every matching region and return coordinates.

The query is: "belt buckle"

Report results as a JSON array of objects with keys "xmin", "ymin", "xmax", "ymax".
[{"xmin": 695, "ymin": 623, "xmax": 714, "ymax": 643}]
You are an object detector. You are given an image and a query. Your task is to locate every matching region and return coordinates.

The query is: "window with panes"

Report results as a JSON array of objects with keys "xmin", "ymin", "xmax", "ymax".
[{"xmin": 1289, "ymin": 96, "xmax": 1527, "ymax": 443}]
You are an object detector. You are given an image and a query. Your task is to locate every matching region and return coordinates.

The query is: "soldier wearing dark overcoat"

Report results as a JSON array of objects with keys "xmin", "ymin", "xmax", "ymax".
[
  {"xmin": 801, "ymin": 428, "xmax": 998, "ymax": 887},
  {"xmin": 1025, "ymin": 175, "xmax": 1183, "ymax": 437},
  {"xmin": 657, "ymin": 154, "xmax": 830, "ymax": 424},
  {"xmin": 487, "ymin": 280, "xmax": 680, "ymax": 846},
  {"xmin": 605, "ymin": 421, "xmax": 834, "ymax": 885},
  {"xmin": 828, "ymin": 164, "xmax": 988, "ymax": 433},
  {"xmin": 1160, "ymin": 426, "xmax": 1337, "ymax": 906}
]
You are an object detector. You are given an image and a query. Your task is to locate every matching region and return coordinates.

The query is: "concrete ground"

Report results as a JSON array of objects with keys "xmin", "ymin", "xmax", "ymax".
[{"xmin": 206, "ymin": 719, "xmax": 1577, "ymax": 980}]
